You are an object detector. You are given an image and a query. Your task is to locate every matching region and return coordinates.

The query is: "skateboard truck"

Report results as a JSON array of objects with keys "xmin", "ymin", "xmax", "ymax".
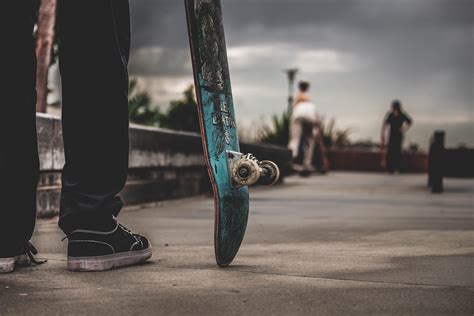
[{"xmin": 227, "ymin": 151, "xmax": 280, "ymax": 187}]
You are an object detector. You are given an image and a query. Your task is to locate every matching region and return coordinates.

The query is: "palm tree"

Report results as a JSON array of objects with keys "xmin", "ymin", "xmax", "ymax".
[
  {"xmin": 158, "ymin": 85, "xmax": 200, "ymax": 133},
  {"xmin": 258, "ymin": 110, "xmax": 291, "ymax": 146},
  {"xmin": 320, "ymin": 117, "xmax": 352, "ymax": 148},
  {"xmin": 128, "ymin": 79, "xmax": 160, "ymax": 126}
]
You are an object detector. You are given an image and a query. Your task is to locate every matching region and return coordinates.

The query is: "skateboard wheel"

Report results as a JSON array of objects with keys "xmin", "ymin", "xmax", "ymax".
[
  {"xmin": 233, "ymin": 158, "xmax": 260, "ymax": 186},
  {"xmin": 258, "ymin": 160, "xmax": 280, "ymax": 185}
]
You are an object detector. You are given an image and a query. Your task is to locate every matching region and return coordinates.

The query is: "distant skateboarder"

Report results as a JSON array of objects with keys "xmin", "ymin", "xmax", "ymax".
[
  {"xmin": 1, "ymin": 0, "xmax": 151, "ymax": 273},
  {"xmin": 381, "ymin": 100, "xmax": 413, "ymax": 173},
  {"xmin": 288, "ymin": 81, "xmax": 322, "ymax": 173}
]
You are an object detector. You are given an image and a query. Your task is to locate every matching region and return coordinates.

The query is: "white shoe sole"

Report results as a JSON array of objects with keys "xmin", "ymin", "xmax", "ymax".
[
  {"xmin": 15, "ymin": 254, "xmax": 30, "ymax": 266},
  {"xmin": 0, "ymin": 258, "xmax": 15, "ymax": 274},
  {"xmin": 67, "ymin": 247, "xmax": 152, "ymax": 272}
]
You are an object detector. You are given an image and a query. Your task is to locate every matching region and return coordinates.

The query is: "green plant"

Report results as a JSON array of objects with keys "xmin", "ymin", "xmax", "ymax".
[
  {"xmin": 320, "ymin": 117, "xmax": 352, "ymax": 148},
  {"xmin": 158, "ymin": 85, "xmax": 200, "ymax": 133},
  {"xmin": 258, "ymin": 110, "xmax": 291, "ymax": 146},
  {"xmin": 128, "ymin": 79, "xmax": 161, "ymax": 126}
]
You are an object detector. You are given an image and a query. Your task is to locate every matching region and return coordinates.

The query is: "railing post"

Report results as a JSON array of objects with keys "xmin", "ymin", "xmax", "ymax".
[
  {"xmin": 428, "ymin": 136, "xmax": 433, "ymax": 187},
  {"xmin": 429, "ymin": 131, "xmax": 445, "ymax": 193}
]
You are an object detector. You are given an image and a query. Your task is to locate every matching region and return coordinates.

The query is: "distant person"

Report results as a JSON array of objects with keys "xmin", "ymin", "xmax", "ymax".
[
  {"xmin": 381, "ymin": 100, "xmax": 413, "ymax": 173},
  {"xmin": 288, "ymin": 81, "xmax": 322, "ymax": 173}
]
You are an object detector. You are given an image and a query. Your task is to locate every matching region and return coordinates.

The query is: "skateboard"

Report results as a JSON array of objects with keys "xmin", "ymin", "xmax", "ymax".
[{"xmin": 185, "ymin": 0, "xmax": 280, "ymax": 266}]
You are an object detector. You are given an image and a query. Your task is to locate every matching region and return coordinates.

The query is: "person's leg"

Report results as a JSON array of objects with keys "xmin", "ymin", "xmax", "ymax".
[
  {"xmin": 302, "ymin": 123, "xmax": 316, "ymax": 170},
  {"xmin": 387, "ymin": 135, "xmax": 403, "ymax": 173},
  {"xmin": 393, "ymin": 138, "xmax": 403, "ymax": 172},
  {"xmin": 386, "ymin": 146, "xmax": 394, "ymax": 173},
  {"xmin": 57, "ymin": 0, "xmax": 151, "ymax": 271},
  {"xmin": 58, "ymin": 0, "xmax": 131, "ymax": 233},
  {"xmin": 288, "ymin": 119, "xmax": 303, "ymax": 160},
  {"xmin": 0, "ymin": 1, "xmax": 39, "ymax": 272},
  {"xmin": 387, "ymin": 133, "xmax": 398, "ymax": 173},
  {"xmin": 313, "ymin": 129, "xmax": 328, "ymax": 172}
]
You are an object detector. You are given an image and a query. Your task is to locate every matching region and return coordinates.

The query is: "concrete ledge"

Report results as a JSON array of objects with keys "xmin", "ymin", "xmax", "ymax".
[{"xmin": 36, "ymin": 114, "xmax": 292, "ymax": 217}]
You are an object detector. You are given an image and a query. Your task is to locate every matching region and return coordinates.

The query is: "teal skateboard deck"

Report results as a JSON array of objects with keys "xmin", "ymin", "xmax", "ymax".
[{"xmin": 185, "ymin": 0, "xmax": 279, "ymax": 266}]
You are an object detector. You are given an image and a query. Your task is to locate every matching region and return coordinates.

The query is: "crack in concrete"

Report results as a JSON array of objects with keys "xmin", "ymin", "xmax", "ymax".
[{"xmin": 160, "ymin": 266, "xmax": 474, "ymax": 290}]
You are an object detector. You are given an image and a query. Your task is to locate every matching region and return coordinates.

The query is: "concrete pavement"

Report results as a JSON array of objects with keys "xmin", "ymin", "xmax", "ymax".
[{"xmin": 1, "ymin": 172, "xmax": 473, "ymax": 315}]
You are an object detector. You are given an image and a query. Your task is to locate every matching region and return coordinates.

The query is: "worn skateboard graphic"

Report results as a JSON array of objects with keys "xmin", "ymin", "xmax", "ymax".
[{"xmin": 185, "ymin": 0, "xmax": 280, "ymax": 266}]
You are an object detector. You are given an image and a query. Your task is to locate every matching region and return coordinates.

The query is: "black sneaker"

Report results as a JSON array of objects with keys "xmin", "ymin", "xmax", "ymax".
[
  {"xmin": 66, "ymin": 222, "xmax": 152, "ymax": 272},
  {"xmin": 0, "ymin": 242, "xmax": 46, "ymax": 273}
]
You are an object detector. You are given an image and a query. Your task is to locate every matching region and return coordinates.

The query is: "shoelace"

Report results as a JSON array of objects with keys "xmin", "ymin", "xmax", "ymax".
[
  {"xmin": 118, "ymin": 223, "xmax": 132, "ymax": 233},
  {"xmin": 25, "ymin": 241, "xmax": 47, "ymax": 265}
]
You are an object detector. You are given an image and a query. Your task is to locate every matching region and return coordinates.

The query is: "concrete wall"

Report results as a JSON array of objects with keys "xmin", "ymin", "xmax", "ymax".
[{"xmin": 36, "ymin": 114, "xmax": 292, "ymax": 217}]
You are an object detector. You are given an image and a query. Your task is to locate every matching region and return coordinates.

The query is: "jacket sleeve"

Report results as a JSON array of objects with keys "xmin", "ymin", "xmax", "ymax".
[{"xmin": 404, "ymin": 113, "xmax": 413, "ymax": 125}]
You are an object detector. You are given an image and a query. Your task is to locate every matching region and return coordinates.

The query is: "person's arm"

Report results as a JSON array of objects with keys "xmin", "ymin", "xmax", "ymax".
[
  {"xmin": 380, "ymin": 114, "xmax": 389, "ymax": 169},
  {"xmin": 381, "ymin": 114, "xmax": 389, "ymax": 147},
  {"xmin": 400, "ymin": 113, "xmax": 413, "ymax": 133}
]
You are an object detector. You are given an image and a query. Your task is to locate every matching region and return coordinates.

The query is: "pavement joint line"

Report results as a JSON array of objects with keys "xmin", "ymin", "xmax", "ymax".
[
  {"xmin": 24, "ymin": 257, "xmax": 474, "ymax": 290},
  {"xmin": 159, "ymin": 266, "xmax": 474, "ymax": 290},
  {"xmin": 12, "ymin": 257, "xmax": 474, "ymax": 291}
]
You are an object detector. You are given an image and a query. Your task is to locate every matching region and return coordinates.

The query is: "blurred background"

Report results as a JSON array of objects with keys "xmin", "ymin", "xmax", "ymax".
[{"xmin": 43, "ymin": 0, "xmax": 473, "ymax": 150}]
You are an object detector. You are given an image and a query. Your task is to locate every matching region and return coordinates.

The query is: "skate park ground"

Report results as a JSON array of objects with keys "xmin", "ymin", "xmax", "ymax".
[{"xmin": 1, "ymin": 172, "xmax": 473, "ymax": 315}]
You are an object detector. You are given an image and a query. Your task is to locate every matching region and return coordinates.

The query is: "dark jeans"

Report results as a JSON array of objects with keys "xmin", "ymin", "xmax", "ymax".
[
  {"xmin": 0, "ymin": 0, "xmax": 130, "ymax": 252},
  {"xmin": 387, "ymin": 136, "xmax": 403, "ymax": 173}
]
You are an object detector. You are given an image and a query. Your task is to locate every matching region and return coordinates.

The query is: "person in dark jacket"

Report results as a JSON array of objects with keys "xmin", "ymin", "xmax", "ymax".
[{"xmin": 381, "ymin": 100, "xmax": 413, "ymax": 173}]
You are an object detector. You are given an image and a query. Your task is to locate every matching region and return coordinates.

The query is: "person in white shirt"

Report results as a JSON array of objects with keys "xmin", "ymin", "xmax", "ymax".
[{"xmin": 288, "ymin": 81, "xmax": 321, "ymax": 172}]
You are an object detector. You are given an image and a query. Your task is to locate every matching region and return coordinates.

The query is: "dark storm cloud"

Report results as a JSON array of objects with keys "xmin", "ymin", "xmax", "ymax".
[
  {"xmin": 130, "ymin": 1, "xmax": 188, "ymax": 49},
  {"xmin": 128, "ymin": 46, "xmax": 190, "ymax": 76},
  {"xmin": 128, "ymin": 0, "xmax": 473, "ymax": 147},
  {"xmin": 129, "ymin": 0, "xmax": 473, "ymax": 48},
  {"xmin": 244, "ymin": 0, "xmax": 473, "ymax": 28},
  {"xmin": 129, "ymin": 0, "xmax": 473, "ymax": 77}
]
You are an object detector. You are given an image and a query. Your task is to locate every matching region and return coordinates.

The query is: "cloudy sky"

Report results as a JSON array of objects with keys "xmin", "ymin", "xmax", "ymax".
[{"xmin": 128, "ymin": 0, "xmax": 473, "ymax": 148}]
